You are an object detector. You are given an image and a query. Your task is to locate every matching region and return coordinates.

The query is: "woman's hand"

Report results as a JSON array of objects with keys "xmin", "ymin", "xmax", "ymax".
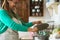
[
  {"xmin": 28, "ymin": 27, "xmax": 38, "ymax": 32},
  {"xmin": 32, "ymin": 21, "xmax": 42, "ymax": 24}
]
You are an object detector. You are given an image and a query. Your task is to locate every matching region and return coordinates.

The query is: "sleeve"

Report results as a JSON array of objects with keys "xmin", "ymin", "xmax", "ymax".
[
  {"xmin": 22, "ymin": 22, "xmax": 34, "ymax": 27},
  {"xmin": 0, "ymin": 9, "xmax": 29, "ymax": 32}
]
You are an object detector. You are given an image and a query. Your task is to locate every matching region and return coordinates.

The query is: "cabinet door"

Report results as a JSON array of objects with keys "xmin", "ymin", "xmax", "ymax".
[{"xmin": 16, "ymin": 0, "xmax": 30, "ymax": 22}]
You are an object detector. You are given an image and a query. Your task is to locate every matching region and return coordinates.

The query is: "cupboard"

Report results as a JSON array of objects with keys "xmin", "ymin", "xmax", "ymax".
[{"xmin": 16, "ymin": 0, "xmax": 30, "ymax": 22}]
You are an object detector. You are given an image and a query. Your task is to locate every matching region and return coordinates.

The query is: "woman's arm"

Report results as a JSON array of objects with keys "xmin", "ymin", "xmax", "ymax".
[
  {"xmin": 21, "ymin": 21, "xmax": 34, "ymax": 27},
  {"xmin": 0, "ymin": 9, "xmax": 29, "ymax": 32},
  {"xmin": 22, "ymin": 20, "xmax": 41, "ymax": 27}
]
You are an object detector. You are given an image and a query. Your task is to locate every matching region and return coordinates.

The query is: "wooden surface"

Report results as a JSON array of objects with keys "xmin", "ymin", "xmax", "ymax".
[{"xmin": 16, "ymin": 0, "xmax": 30, "ymax": 22}]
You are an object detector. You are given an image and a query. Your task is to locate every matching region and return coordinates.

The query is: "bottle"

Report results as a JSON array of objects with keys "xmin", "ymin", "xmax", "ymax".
[
  {"xmin": 32, "ymin": 13, "xmax": 35, "ymax": 16},
  {"xmin": 36, "ymin": 13, "xmax": 39, "ymax": 16}
]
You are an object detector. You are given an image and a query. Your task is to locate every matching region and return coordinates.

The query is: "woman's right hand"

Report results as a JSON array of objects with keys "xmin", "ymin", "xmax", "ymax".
[{"xmin": 28, "ymin": 27, "xmax": 38, "ymax": 32}]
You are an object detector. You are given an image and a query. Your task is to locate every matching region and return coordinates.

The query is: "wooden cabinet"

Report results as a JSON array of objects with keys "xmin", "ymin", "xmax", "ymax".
[{"xmin": 16, "ymin": 0, "xmax": 30, "ymax": 22}]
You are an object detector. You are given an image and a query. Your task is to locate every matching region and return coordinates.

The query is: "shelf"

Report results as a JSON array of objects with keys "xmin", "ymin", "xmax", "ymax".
[
  {"xmin": 29, "ymin": 16, "xmax": 43, "ymax": 17},
  {"xmin": 30, "ymin": 0, "xmax": 43, "ymax": 16}
]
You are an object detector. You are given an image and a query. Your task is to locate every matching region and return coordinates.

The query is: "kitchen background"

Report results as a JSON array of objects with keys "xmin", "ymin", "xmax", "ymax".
[{"xmin": 0, "ymin": 0, "xmax": 60, "ymax": 40}]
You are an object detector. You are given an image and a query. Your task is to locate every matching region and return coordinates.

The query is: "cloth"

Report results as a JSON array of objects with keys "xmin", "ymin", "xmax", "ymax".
[
  {"xmin": 0, "ymin": 28, "xmax": 19, "ymax": 40},
  {"xmin": 0, "ymin": 17, "xmax": 20, "ymax": 40}
]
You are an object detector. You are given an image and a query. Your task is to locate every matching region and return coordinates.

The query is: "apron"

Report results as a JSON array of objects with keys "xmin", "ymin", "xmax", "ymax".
[{"xmin": 0, "ymin": 17, "xmax": 22, "ymax": 40}]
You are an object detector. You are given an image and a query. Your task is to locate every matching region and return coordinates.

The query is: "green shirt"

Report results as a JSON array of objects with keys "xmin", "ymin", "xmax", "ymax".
[{"xmin": 0, "ymin": 8, "xmax": 33, "ymax": 34}]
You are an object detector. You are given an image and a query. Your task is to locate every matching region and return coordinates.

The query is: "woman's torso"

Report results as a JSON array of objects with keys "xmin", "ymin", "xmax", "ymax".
[{"xmin": 0, "ymin": 8, "xmax": 21, "ymax": 40}]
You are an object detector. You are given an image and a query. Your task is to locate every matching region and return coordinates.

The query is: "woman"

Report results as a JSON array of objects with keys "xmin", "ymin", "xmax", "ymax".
[{"xmin": 0, "ymin": 0, "xmax": 41, "ymax": 40}]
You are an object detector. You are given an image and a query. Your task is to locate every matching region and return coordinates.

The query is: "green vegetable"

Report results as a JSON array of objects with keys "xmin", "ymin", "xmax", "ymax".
[{"xmin": 52, "ymin": 27, "xmax": 60, "ymax": 34}]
